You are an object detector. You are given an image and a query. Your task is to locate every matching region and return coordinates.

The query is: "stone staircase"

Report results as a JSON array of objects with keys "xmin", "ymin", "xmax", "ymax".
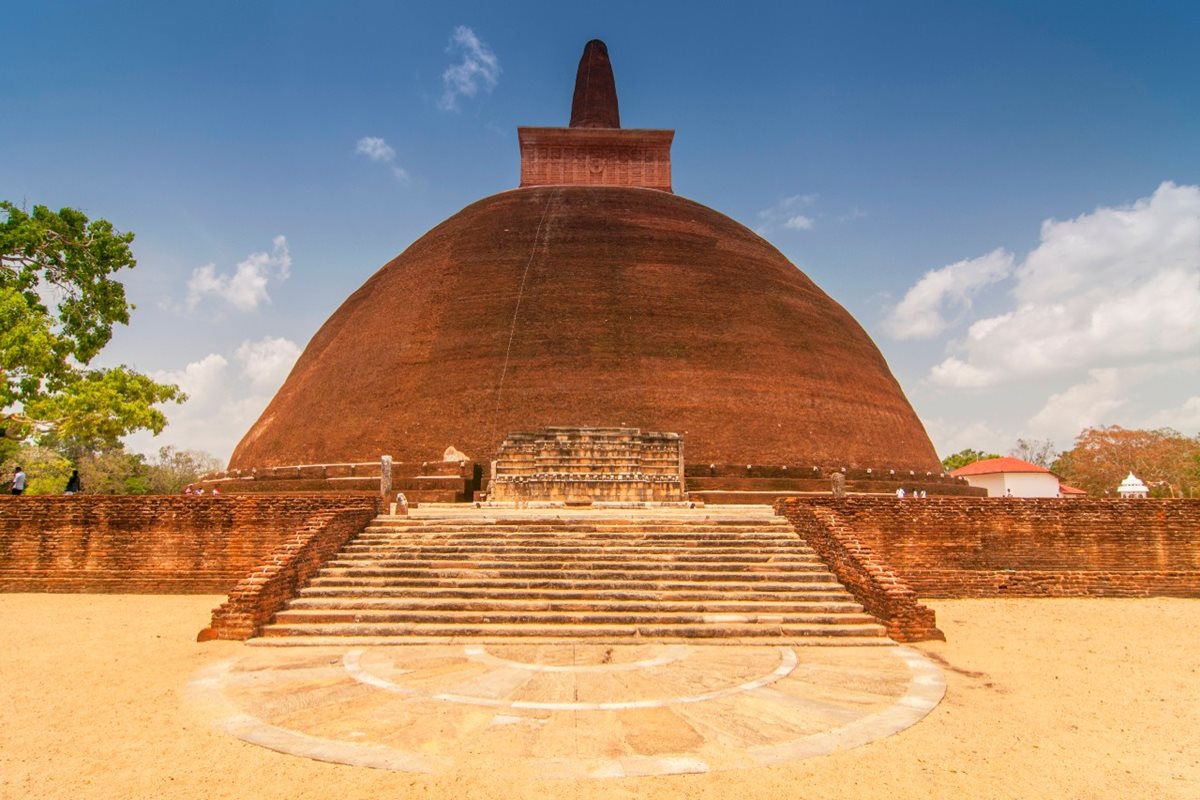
[{"xmin": 254, "ymin": 506, "xmax": 889, "ymax": 644}]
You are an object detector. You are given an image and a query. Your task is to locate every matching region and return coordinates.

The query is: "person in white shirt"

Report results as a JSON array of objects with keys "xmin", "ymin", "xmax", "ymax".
[{"xmin": 11, "ymin": 466, "xmax": 27, "ymax": 496}]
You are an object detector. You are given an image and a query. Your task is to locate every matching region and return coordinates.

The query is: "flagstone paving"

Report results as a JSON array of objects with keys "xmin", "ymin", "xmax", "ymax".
[{"xmin": 189, "ymin": 641, "xmax": 944, "ymax": 778}]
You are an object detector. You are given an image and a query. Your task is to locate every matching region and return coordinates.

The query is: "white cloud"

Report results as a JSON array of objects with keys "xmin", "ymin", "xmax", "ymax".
[
  {"xmin": 922, "ymin": 418, "xmax": 1007, "ymax": 459},
  {"xmin": 355, "ymin": 136, "xmax": 409, "ymax": 181},
  {"xmin": 154, "ymin": 353, "xmax": 229, "ymax": 404},
  {"xmin": 355, "ymin": 136, "xmax": 395, "ymax": 162},
  {"xmin": 756, "ymin": 194, "xmax": 818, "ymax": 235},
  {"xmin": 884, "ymin": 248, "xmax": 1014, "ymax": 340},
  {"xmin": 236, "ymin": 336, "xmax": 301, "ymax": 389},
  {"xmin": 126, "ymin": 336, "xmax": 302, "ymax": 463},
  {"xmin": 926, "ymin": 182, "xmax": 1200, "ymax": 387},
  {"xmin": 1027, "ymin": 368, "xmax": 1126, "ymax": 437},
  {"xmin": 185, "ymin": 236, "xmax": 292, "ymax": 313},
  {"xmin": 437, "ymin": 26, "xmax": 500, "ymax": 112},
  {"xmin": 1142, "ymin": 396, "xmax": 1200, "ymax": 434}
]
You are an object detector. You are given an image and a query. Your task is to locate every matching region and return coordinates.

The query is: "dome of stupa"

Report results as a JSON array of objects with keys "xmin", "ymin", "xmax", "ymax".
[{"xmin": 228, "ymin": 41, "xmax": 940, "ymax": 474}]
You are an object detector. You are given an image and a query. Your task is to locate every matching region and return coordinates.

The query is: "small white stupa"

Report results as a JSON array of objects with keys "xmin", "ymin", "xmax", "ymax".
[{"xmin": 1116, "ymin": 472, "xmax": 1149, "ymax": 499}]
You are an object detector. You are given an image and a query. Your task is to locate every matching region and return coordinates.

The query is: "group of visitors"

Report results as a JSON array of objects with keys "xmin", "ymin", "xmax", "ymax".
[
  {"xmin": 895, "ymin": 487, "xmax": 928, "ymax": 498},
  {"xmin": 4, "ymin": 466, "xmax": 82, "ymax": 496},
  {"xmin": 183, "ymin": 485, "xmax": 218, "ymax": 495}
]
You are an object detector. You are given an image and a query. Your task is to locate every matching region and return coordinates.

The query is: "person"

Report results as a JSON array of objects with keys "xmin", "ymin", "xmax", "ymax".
[
  {"xmin": 64, "ymin": 470, "xmax": 81, "ymax": 495},
  {"xmin": 11, "ymin": 466, "xmax": 26, "ymax": 496},
  {"xmin": 895, "ymin": 487, "xmax": 905, "ymax": 498}
]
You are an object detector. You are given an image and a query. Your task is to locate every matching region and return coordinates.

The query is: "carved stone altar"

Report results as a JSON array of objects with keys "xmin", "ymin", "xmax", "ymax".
[{"xmin": 489, "ymin": 427, "xmax": 685, "ymax": 503}]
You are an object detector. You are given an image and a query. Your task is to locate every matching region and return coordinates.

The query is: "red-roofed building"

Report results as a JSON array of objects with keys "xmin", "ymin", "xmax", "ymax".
[{"xmin": 949, "ymin": 457, "xmax": 1062, "ymax": 498}]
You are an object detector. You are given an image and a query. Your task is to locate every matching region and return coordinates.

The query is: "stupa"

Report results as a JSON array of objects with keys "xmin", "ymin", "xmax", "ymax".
[{"xmin": 228, "ymin": 41, "xmax": 942, "ymax": 480}]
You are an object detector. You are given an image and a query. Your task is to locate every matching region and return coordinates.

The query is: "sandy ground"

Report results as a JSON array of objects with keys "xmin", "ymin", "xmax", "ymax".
[{"xmin": 0, "ymin": 595, "xmax": 1196, "ymax": 800}]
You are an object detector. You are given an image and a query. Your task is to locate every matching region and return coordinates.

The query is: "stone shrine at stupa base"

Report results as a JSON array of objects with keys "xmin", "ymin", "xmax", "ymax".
[
  {"xmin": 202, "ymin": 40, "xmax": 982, "ymax": 502},
  {"xmin": 489, "ymin": 427, "xmax": 685, "ymax": 504}
]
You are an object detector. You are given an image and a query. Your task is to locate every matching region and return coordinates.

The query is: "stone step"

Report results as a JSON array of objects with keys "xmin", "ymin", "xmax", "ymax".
[
  {"xmin": 271, "ymin": 609, "xmax": 881, "ymax": 626},
  {"xmin": 353, "ymin": 538, "xmax": 801, "ymax": 549},
  {"xmin": 312, "ymin": 566, "xmax": 838, "ymax": 582},
  {"xmin": 260, "ymin": 621, "xmax": 888, "ymax": 639},
  {"xmin": 339, "ymin": 543, "xmax": 813, "ymax": 556},
  {"xmin": 244, "ymin": 507, "xmax": 881, "ymax": 645},
  {"xmin": 362, "ymin": 519, "xmax": 790, "ymax": 525},
  {"xmin": 363, "ymin": 522, "xmax": 792, "ymax": 531},
  {"xmin": 297, "ymin": 586, "xmax": 857, "ymax": 602},
  {"xmin": 360, "ymin": 522, "xmax": 792, "ymax": 527},
  {"xmin": 285, "ymin": 597, "xmax": 865, "ymax": 613},
  {"xmin": 247, "ymin": 634, "xmax": 894, "ymax": 647},
  {"xmin": 335, "ymin": 551, "xmax": 821, "ymax": 564},
  {"xmin": 324, "ymin": 556, "xmax": 827, "ymax": 569},
  {"xmin": 306, "ymin": 576, "xmax": 847, "ymax": 592}
]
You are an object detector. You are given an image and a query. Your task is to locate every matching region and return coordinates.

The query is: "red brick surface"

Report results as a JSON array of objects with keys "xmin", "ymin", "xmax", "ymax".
[
  {"xmin": 0, "ymin": 495, "xmax": 378, "ymax": 594},
  {"xmin": 230, "ymin": 187, "xmax": 941, "ymax": 473},
  {"xmin": 778, "ymin": 502, "xmax": 943, "ymax": 642},
  {"xmin": 780, "ymin": 497, "xmax": 1200, "ymax": 599},
  {"xmin": 201, "ymin": 505, "xmax": 377, "ymax": 640},
  {"xmin": 518, "ymin": 128, "xmax": 674, "ymax": 191}
]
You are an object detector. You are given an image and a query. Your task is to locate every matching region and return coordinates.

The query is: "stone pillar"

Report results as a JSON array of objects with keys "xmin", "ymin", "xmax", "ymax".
[
  {"xmin": 831, "ymin": 472, "xmax": 846, "ymax": 498},
  {"xmin": 380, "ymin": 455, "xmax": 393, "ymax": 505},
  {"xmin": 677, "ymin": 437, "xmax": 686, "ymax": 493}
]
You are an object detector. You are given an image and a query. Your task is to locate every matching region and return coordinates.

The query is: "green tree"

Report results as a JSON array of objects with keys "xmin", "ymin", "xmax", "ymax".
[
  {"xmin": 941, "ymin": 448, "xmax": 1000, "ymax": 472},
  {"xmin": 0, "ymin": 444, "xmax": 72, "ymax": 495},
  {"xmin": 1, "ymin": 201, "xmax": 184, "ymax": 446},
  {"xmin": 76, "ymin": 447, "xmax": 151, "ymax": 495},
  {"xmin": 145, "ymin": 446, "xmax": 223, "ymax": 494}
]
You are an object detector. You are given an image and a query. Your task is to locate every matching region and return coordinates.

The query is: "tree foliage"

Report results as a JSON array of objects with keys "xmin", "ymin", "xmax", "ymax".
[
  {"xmin": 1010, "ymin": 438, "xmax": 1058, "ymax": 468},
  {"xmin": 0, "ymin": 444, "xmax": 71, "ymax": 495},
  {"xmin": 1052, "ymin": 426, "xmax": 1200, "ymax": 497},
  {"xmin": 145, "ymin": 446, "xmax": 223, "ymax": 495},
  {"xmin": 941, "ymin": 448, "xmax": 1001, "ymax": 472},
  {"xmin": 3, "ymin": 442, "xmax": 223, "ymax": 495},
  {"xmin": 1, "ymin": 201, "xmax": 184, "ymax": 446}
]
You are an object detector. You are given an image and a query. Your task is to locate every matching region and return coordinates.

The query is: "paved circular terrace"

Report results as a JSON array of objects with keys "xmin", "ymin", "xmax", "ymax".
[{"xmin": 189, "ymin": 642, "xmax": 944, "ymax": 778}]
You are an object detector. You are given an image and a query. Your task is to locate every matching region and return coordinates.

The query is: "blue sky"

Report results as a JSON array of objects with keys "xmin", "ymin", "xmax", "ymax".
[{"xmin": 4, "ymin": 1, "xmax": 1199, "ymax": 462}]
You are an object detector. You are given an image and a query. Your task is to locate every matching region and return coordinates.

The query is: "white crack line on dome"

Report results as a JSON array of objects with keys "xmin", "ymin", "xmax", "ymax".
[{"xmin": 342, "ymin": 646, "xmax": 799, "ymax": 711}]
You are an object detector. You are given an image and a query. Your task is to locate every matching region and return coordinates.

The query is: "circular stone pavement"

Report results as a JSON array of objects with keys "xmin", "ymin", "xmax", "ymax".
[{"xmin": 188, "ymin": 643, "xmax": 944, "ymax": 778}]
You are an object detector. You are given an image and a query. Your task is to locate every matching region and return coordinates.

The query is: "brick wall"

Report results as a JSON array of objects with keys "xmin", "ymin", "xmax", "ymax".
[
  {"xmin": 780, "ymin": 497, "xmax": 1200, "ymax": 598},
  {"xmin": 777, "ymin": 501, "xmax": 943, "ymax": 642},
  {"xmin": 200, "ymin": 505, "xmax": 377, "ymax": 640},
  {"xmin": 0, "ymin": 495, "xmax": 378, "ymax": 594}
]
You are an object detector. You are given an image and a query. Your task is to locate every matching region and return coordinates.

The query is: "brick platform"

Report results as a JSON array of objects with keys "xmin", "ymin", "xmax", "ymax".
[
  {"xmin": 0, "ymin": 495, "xmax": 378, "ymax": 594},
  {"xmin": 778, "ymin": 497, "xmax": 1200, "ymax": 599}
]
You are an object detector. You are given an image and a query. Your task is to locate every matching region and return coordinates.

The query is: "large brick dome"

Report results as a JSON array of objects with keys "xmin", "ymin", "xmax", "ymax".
[
  {"xmin": 229, "ymin": 185, "xmax": 939, "ymax": 472},
  {"xmin": 229, "ymin": 40, "xmax": 940, "ymax": 474}
]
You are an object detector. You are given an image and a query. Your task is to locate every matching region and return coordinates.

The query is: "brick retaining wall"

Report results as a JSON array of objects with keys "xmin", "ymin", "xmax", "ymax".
[
  {"xmin": 780, "ymin": 497, "xmax": 1200, "ymax": 599},
  {"xmin": 0, "ymin": 495, "xmax": 379, "ymax": 594},
  {"xmin": 200, "ymin": 505, "xmax": 377, "ymax": 639},
  {"xmin": 777, "ymin": 501, "xmax": 943, "ymax": 641}
]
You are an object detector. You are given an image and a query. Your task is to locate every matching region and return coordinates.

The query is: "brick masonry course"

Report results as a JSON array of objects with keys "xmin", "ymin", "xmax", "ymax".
[
  {"xmin": 0, "ymin": 495, "xmax": 378, "ymax": 594},
  {"xmin": 779, "ymin": 497, "xmax": 1200, "ymax": 600}
]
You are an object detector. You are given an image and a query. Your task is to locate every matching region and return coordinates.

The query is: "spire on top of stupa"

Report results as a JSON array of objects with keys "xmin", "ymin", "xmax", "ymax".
[
  {"xmin": 569, "ymin": 39, "xmax": 620, "ymax": 129},
  {"xmin": 517, "ymin": 39, "xmax": 673, "ymax": 191}
]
